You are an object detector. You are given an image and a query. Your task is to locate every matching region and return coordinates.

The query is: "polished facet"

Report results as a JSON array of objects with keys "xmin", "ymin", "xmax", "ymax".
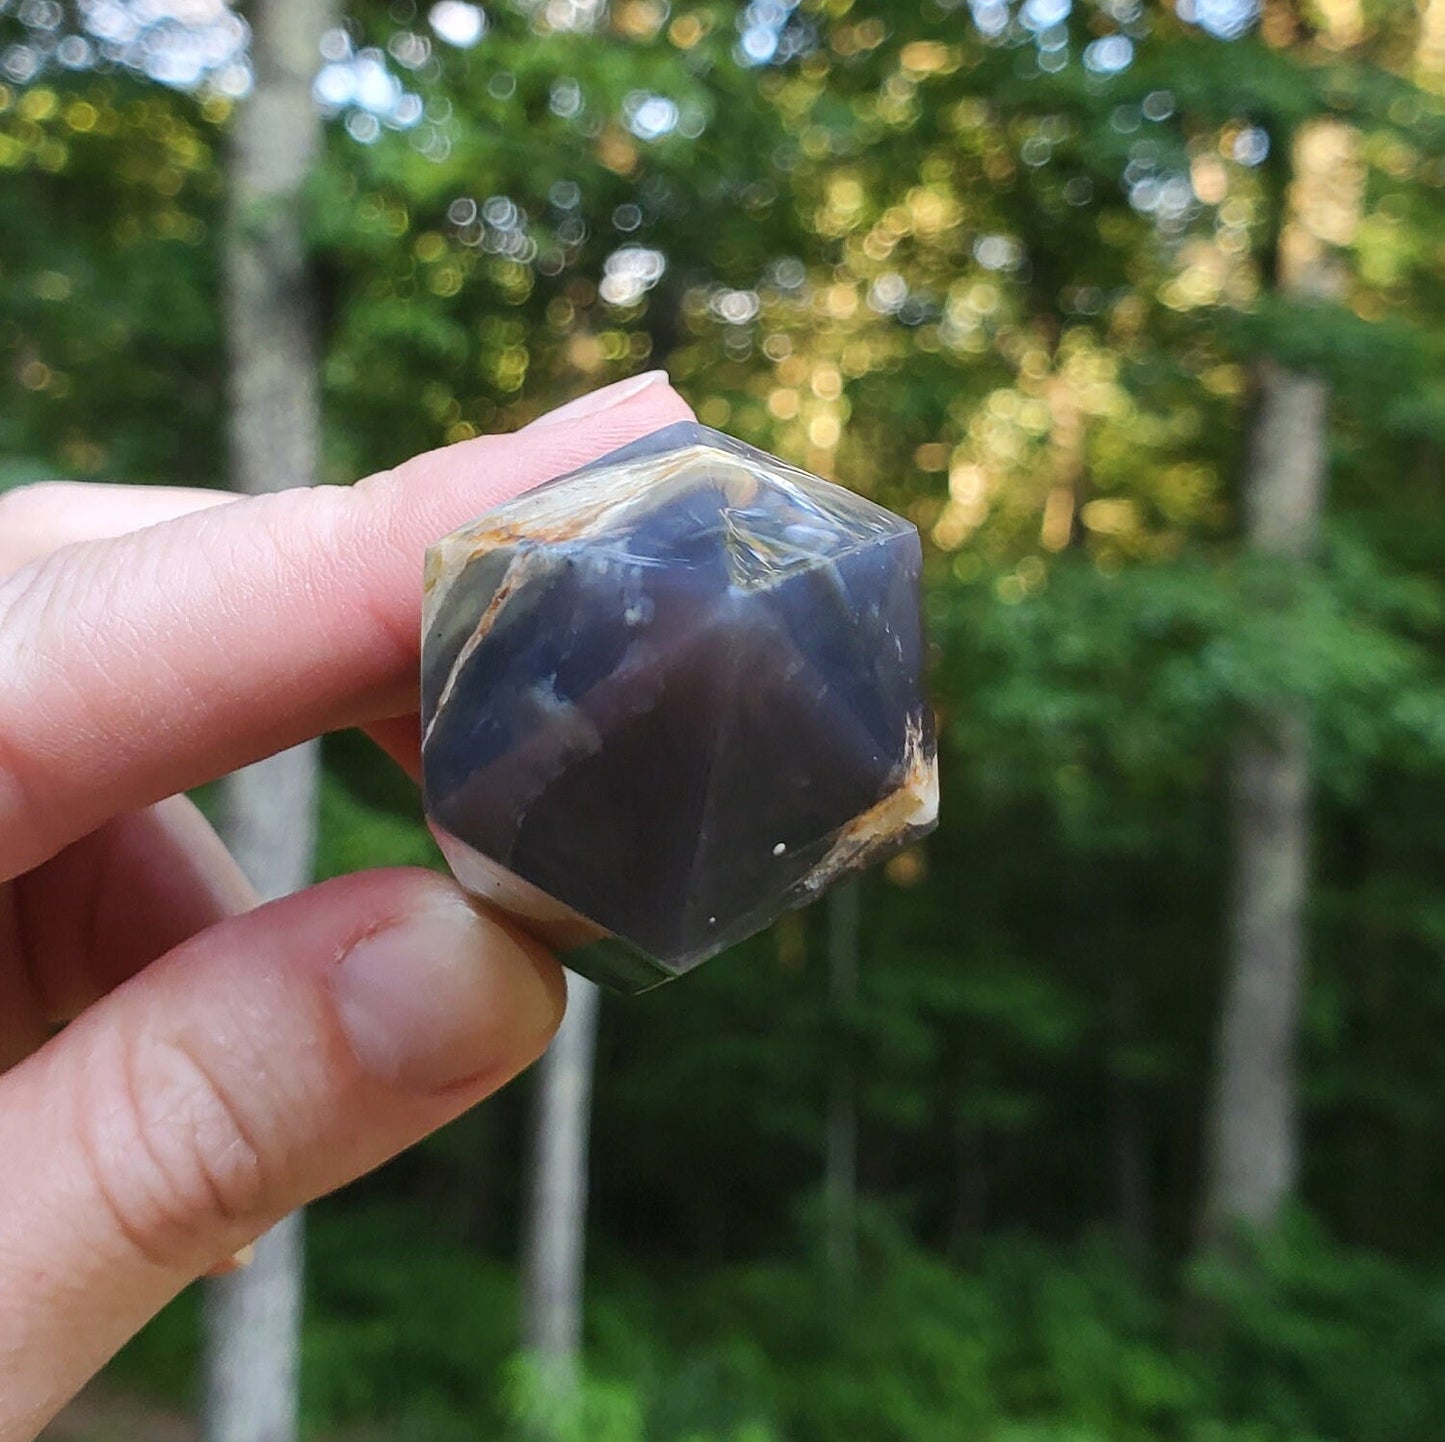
[{"xmin": 421, "ymin": 421, "xmax": 937, "ymax": 992}]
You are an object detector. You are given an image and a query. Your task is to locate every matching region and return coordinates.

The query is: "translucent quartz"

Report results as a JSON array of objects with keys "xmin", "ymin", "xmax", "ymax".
[{"xmin": 421, "ymin": 422, "xmax": 937, "ymax": 992}]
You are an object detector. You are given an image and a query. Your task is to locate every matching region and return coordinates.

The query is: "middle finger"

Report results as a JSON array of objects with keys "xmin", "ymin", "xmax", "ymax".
[{"xmin": 12, "ymin": 795, "xmax": 255, "ymax": 1027}]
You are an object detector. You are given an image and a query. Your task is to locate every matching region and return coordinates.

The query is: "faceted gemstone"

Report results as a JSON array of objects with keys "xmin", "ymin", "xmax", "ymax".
[{"xmin": 421, "ymin": 421, "xmax": 937, "ymax": 992}]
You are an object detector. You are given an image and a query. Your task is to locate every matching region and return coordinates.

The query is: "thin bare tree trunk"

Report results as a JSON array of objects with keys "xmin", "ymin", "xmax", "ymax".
[
  {"xmin": 1205, "ymin": 702, "xmax": 1314, "ymax": 1241},
  {"xmin": 521, "ymin": 971, "xmax": 601, "ymax": 1393},
  {"xmin": 1200, "ymin": 116, "xmax": 1359, "ymax": 1248},
  {"xmin": 824, "ymin": 880, "xmax": 860, "ymax": 1284},
  {"xmin": 203, "ymin": 747, "xmax": 320, "ymax": 1442},
  {"xmin": 202, "ymin": 2, "xmax": 332, "ymax": 1438},
  {"xmin": 223, "ymin": 0, "xmax": 331, "ymax": 503},
  {"xmin": 202, "ymin": 1208, "xmax": 308, "ymax": 1442}
]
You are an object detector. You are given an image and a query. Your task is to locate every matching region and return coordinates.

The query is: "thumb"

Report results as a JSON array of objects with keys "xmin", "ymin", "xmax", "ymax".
[{"xmin": 0, "ymin": 869, "xmax": 563, "ymax": 1439}]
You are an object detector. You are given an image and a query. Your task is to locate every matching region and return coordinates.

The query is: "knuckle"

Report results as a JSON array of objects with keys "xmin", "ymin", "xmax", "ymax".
[{"xmin": 76, "ymin": 1026, "xmax": 275, "ymax": 1272}]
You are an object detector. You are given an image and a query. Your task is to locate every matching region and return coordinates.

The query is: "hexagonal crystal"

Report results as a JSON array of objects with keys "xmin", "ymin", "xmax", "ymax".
[{"xmin": 421, "ymin": 421, "xmax": 937, "ymax": 992}]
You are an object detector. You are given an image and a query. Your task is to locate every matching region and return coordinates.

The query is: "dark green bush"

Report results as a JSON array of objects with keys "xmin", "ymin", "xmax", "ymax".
[{"xmin": 113, "ymin": 1203, "xmax": 1445, "ymax": 1442}]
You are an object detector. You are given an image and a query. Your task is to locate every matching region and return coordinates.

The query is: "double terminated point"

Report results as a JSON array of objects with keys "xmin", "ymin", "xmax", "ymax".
[{"xmin": 421, "ymin": 421, "xmax": 938, "ymax": 993}]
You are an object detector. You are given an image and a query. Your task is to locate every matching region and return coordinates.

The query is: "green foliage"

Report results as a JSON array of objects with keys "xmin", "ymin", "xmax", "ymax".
[
  {"xmin": 500, "ymin": 1358, "xmax": 665, "ymax": 1442},
  {"xmin": 9, "ymin": 0, "xmax": 1445, "ymax": 1437},
  {"xmin": 1229, "ymin": 301, "xmax": 1442, "ymax": 440},
  {"xmin": 114, "ymin": 1205, "xmax": 1445, "ymax": 1442},
  {"xmin": 301, "ymin": 1207, "xmax": 520, "ymax": 1427},
  {"xmin": 942, "ymin": 531, "xmax": 1445, "ymax": 816},
  {"xmin": 1190, "ymin": 1213, "xmax": 1445, "ymax": 1442},
  {"xmin": 314, "ymin": 762, "xmax": 444, "ymax": 882}
]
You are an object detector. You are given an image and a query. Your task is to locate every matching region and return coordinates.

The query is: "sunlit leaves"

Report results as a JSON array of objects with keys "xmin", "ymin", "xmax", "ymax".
[{"xmin": 428, "ymin": 1, "xmax": 486, "ymax": 49}]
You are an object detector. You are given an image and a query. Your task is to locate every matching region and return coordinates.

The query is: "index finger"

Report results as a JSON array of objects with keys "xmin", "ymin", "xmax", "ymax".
[
  {"xmin": 0, "ymin": 482, "xmax": 236, "ymax": 578},
  {"xmin": 0, "ymin": 374, "xmax": 692, "ymax": 881}
]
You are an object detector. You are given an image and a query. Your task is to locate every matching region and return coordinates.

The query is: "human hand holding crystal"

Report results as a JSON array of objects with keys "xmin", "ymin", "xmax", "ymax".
[{"xmin": 0, "ymin": 372, "xmax": 691, "ymax": 1440}]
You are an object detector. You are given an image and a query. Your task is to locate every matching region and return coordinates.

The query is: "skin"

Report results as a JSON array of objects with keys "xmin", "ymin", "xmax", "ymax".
[{"xmin": 0, "ymin": 373, "xmax": 693, "ymax": 1440}]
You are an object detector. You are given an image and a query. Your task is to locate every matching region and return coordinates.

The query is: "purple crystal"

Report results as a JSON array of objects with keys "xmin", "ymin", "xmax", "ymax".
[{"xmin": 421, "ymin": 421, "xmax": 937, "ymax": 992}]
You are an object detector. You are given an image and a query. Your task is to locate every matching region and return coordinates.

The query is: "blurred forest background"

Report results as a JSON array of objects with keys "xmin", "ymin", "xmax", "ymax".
[{"xmin": 4, "ymin": 0, "xmax": 1445, "ymax": 1438}]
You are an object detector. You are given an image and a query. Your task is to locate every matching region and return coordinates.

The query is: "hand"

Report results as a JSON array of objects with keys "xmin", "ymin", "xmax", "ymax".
[{"xmin": 0, "ymin": 372, "xmax": 691, "ymax": 1439}]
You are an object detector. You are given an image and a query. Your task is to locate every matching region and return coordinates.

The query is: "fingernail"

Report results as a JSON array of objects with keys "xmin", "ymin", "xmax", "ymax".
[
  {"xmin": 529, "ymin": 370, "xmax": 669, "ymax": 429},
  {"xmin": 206, "ymin": 1243, "xmax": 255, "ymax": 1277},
  {"xmin": 333, "ymin": 895, "xmax": 562, "ymax": 1092}
]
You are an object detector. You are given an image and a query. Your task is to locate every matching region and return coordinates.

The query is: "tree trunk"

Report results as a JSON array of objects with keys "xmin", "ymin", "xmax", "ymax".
[
  {"xmin": 824, "ymin": 879, "xmax": 860, "ymax": 1284},
  {"xmin": 202, "ymin": 1210, "xmax": 308, "ymax": 1442},
  {"xmin": 223, "ymin": 0, "xmax": 331, "ymax": 502},
  {"xmin": 1200, "ymin": 115, "xmax": 1359, "ymax": 1248},
  {"xmin": 202, "ymin": 3, "xmax": 332, "ymax": 1439},
  {"xmin": 520, "ymin": 971, "xmax": 601, "ymax": 1393},
  {"xmin": 1204, "ymin": 703, "xmax": 1314, "ymax": 1244}
]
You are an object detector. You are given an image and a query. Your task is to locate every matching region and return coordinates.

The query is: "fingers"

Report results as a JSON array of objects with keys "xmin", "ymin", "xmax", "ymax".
[
  {"xmin": 0, "ymin": 373, "xmax": 693, "ymax": 882},
  {"xmin": 365, "ymin": 713, "xmax": 424, "ymax": 781},
  {"xmin": 0, "ymin": 482, "xmax": 235, "ymax": 578},
  {"xmin": 0, "ymin": 487, "xmax": 254, "ymax": 1066},
  {"xmin": 0, "ymin": 797, "xmax": 253, "ymax": 1073},
  {"xmin": 0, "ymin": 869, "xmax": 564, "ymax": 1437},
  {"xmin": 0, "ymin": 885, "xmax": 50, "ymax": 1074},
  {"xmin": 14, "ymin": 796, "xmax": 256, "ymax": 1025}
]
